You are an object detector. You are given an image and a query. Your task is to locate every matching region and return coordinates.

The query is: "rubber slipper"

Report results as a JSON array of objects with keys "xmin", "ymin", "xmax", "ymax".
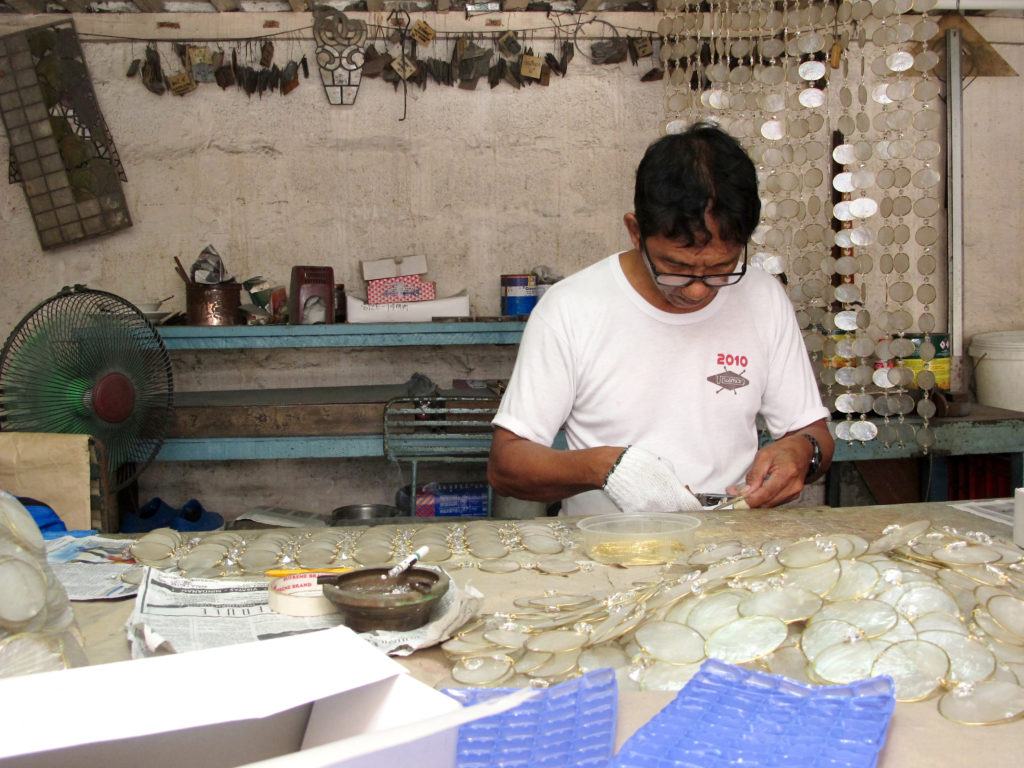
[
  {"xmin": 173, "ymin": 499, "xmax": 224, "ymax": 532},
  {"xmin": 121, "ymin": 497, "xmax": 177, "ymax": 533}
]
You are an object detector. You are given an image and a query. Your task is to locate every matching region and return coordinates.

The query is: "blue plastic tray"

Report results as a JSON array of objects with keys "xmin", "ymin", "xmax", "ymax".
[
  {"xmin": 610, "ymin": 658, "xmax": 896, "ymax": 768},
  {"xmin": 444, "ymin": 667, "xmax": 619, "ymax": 768}
]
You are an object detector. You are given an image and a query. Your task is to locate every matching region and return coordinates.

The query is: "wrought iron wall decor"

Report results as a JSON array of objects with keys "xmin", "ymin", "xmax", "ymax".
[
  {"xmin": 313, "ymin": 6, "xmax": 368, "ymax": 106},
  {"xmin": 0, "ymin": 19, "xmax": 131, "ymax": 250}
]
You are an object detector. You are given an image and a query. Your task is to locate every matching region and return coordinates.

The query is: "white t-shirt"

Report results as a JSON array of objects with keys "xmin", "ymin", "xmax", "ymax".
[{"xmin": 492, "ymin": 251, "xmax": 829, "ymax": 516}]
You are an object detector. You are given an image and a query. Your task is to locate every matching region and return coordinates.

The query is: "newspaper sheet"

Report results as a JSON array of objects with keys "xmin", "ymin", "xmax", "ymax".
[
  {"xmin": 949, "ymin": 498, "xmax": 1014, "ymax": 527},
  {"xmin": 128, "ymin": 566, "xmax": 481, "ymax": 659},
  {"xmin": 46, "ymin": 535, "xmax": 141, "ymax": 600}
]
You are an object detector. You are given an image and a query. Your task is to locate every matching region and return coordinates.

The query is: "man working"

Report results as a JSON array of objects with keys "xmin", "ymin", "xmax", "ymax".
[{"xmin": 488, "ymin": 122, "xmax": 833, "ymax": 516}]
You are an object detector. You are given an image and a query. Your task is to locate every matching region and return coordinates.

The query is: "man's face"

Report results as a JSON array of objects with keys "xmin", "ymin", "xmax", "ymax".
[{"xmin": 639, "ymin": 227, "xmax": 746, "ymax": 312}]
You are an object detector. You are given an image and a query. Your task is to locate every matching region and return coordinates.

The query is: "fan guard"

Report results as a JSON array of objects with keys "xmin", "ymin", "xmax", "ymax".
[{"xmin": 0, "ymin": 285, "xmax": 174, "ymax": 491}]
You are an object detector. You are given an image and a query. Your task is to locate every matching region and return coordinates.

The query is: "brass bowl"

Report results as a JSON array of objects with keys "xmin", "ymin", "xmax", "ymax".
[{"xmin": 321, "ymin": 567, "xmax": 449, "ymax": 632}]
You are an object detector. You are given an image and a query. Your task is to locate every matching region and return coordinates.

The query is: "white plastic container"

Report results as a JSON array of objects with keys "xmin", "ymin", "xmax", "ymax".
[{"xmin": 968, "ymin": 331, "xmax": 1024, "ymax": 412}]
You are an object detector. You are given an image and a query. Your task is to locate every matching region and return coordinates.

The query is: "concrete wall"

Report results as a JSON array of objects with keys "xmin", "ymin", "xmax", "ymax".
[
  {"xmin": 0, "ymin": 18, "xmax": 661, "ymax": 329},
  {"xmin": 961, "ymin": 18, "xmax": 1024, "ymax": 340},
  {"xmin": 0, "ymin": 13, "xmax": 664, "ymax": 519},
  {"xmin": 0, "ymin": 13, "xmax": 1022, "ymax": 521}
]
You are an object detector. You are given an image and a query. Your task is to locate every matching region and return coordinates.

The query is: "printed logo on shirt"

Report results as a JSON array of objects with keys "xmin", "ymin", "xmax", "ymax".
[{"xmin": 707, "ymin": 353, "xmax": 750, "ymax": 393}]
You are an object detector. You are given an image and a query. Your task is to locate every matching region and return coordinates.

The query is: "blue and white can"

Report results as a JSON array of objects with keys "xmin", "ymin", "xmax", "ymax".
[{"xmin": 501, "ymin": 274, "xmax": 538, "ymax": 317}]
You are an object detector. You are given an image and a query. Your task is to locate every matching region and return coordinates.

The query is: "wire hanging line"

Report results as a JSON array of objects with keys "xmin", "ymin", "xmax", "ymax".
[{"xmin": 67, "ymin": 11, "xmax": 679, "ymax": 47}]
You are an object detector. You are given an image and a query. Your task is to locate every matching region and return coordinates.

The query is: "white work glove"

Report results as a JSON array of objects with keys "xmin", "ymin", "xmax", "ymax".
[{"xmin": 603, "ymin": 446, "xmax": 703, "ymax": 515}]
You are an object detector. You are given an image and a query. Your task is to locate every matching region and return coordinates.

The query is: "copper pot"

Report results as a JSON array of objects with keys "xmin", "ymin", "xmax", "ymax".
[{"xmin": 186, "ymin": 282, "xmax": 241, "ymax": 326}]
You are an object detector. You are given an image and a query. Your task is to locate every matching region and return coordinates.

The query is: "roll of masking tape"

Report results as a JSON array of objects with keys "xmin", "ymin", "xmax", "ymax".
[{"xmin": 267, "ymin": 573, "xmax": 340, "ymax": 617}]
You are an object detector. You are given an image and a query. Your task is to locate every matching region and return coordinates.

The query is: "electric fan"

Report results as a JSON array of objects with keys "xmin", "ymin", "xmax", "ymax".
[{"xmin": 0, "ymin": 285, "xmax": 174, "ymax": 492}]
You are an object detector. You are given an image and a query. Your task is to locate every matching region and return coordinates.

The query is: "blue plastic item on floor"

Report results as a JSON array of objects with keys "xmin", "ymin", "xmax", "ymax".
[
  {"xmin": 16, "ymin": 496, "xmax": 66, "ymax": 536},
  {"xmin": 444, "ymin": 667, "xmax": 618, "ymax": 768},
  {"xmin": 610, "ymin": 658, "xmax": 896, "ymax": 768},
  {"xmin": 120, "ymin": 497, "xmax": 178, "ymax": 533},
  {"xmin": 121, "ymin": 498, "xmax": 224, "ymax": 533},
  {"xmin": 174, "ymin": 499, "xmax": 224, "ymax": 531}
]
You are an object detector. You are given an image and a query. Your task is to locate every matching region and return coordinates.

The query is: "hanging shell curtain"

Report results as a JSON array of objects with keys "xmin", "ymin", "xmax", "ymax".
[{"xmin": 660, "ymin": 0, "xmax": 945, "ymax": 450}]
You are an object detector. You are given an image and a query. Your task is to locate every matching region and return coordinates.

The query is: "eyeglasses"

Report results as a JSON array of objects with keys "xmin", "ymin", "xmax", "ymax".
[{"xmin": 641, "ymin": 242, "xmax": 748, "ymax": 288}]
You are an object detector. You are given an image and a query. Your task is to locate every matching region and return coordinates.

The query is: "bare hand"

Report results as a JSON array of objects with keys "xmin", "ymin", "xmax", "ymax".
[{"xmin": 728, "ymin": 435, "xmax": 813, "ymax": 508}]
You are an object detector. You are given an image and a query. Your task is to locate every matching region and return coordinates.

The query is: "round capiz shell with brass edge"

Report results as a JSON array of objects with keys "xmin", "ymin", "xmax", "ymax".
[
  {"xmin": 813, "ymin": 638, "xmax": 891, "ymax": 684},
  {"xmin": 641, "ymin": 660, "xmax": 703, "ymax": 691},
  {"xmin": 705, "ymin": 615, "xmax": 788, "ymax": 664},
  {"xmin": 932, "ymin": 544, "xmax": 1002, "ymax": 566},
  {"xmin": 917, "ymin": 630, "xmax": 996, "ymax": 684},
  {"xmin": 482, "ymin": 628, "xmax": 531, "ymax": 649},
  {"xmin": 526, "ymin": 648, "xmax": 581, "ymax": 680},
  {"xmin": 478, "ymin": 559, "xmax": 520, "ymax": 574},
  {"xmin": 867, "ymin": 520, "xmax": 932, "ymax": 554},
  {"xmin": 636, "ymin": 620, "xmax": 706, "ymax": 665},
  {"xmin": 451, "ymin": 654, "xmax": 514, "ymax": 686},
  {"xmin": 974, "ymin": 608, "xmax": 1023, "ymax": 646},
  {"xmin": 513, "ymin": 650, "xmax": 552, "ymax": 675},
  {"xmin": 939, "ymin": 681, "xmax": 1024, "ymax": 725},
  {"xmin": 525, "ymin": 629, "xmax": 587, "ymax": 654},
  {"xmin": 828, "ymin": 559, "xmax": 881, "ymax": 600},
  {"xmin": 813, "ymin": 599, "xmax": 899, "ymax": 638},
  {"xmin": 738, "ymin": 586, "xmax": 822, "ymax": 623},
  {"xmin": 534, "ymin": 558, "xmax": 579, "ymax": 575},
  {"xmin": 871, "ymin": 639, "xmax": 950, "ymax": 701},
  {"xmin": 894, "ymin": 583, "xmax": 960, "ymax": 619},
  {"xmin": 783, "ymin": 558, "xmax": 842, "ymax": 596},
  {"xmin": 827, "ymin": 533, "xmax": 871, "ymax": 559},
  {"xmin": 686, "ymin": 590, "xmax": 746, "ymax": 638},
  {"xmin": 129, "ymin": 537, "xmax": 179, "ymax": 568},
  {"xmin": 987, "ymin": 594, "xmax": 1024, "ymax": 641}
]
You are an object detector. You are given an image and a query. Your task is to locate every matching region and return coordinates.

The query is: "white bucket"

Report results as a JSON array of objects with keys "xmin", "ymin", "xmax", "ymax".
[{"xmin": 968, "ymin": 330, "xmax": 1024, "ymax": 412}]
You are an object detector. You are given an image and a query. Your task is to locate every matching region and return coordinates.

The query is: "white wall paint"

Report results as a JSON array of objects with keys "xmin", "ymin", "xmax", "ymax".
[
  {"xmin": 0, "ymin": 18, "xmax": 663, "ymax": 518},
  {"xmin": 0, "ymin": 28, "xmax": 661, "ymax": 329},
  {"xmin": 1, "ymin": 15, "xmax": 1022, "ymax": 520},
  {"xmin": 961, "ymin": 18, "xmax": 1024, "ymax": 340}
]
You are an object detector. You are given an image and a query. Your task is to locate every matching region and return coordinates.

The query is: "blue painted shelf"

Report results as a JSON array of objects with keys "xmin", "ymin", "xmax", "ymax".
[
  {"xmin": 152, "ymin": 320, "xmax": 1024, "ymax": 501},
  {"xmin": 157, "ymin": 321, "xmax": 527, "ymax": 350},
  {"xmin": 157, "ymin": 412, "xmax": 1024, "ymax": 464}
]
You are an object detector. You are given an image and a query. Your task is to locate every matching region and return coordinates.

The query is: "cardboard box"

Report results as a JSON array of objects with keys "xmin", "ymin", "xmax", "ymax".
[
  {"xmin": 412, "ymin": 482, "xmax": 490, "ymax": 517},
  {"xmin": 361, "ymin": 256, "xmax": 428, "ymax": 281},
  {"xmin": 346, "ymin": 293, "xmax": 470, "ymax": 323},
  {"xmin": 0, "ymin": 624, "xmax": 530, "ymax": 768},
  {"xmin": 0, "ymin": 433, "xmax": 95, "ymax": 530},
  {"xmin": 366, "ymin": 275, "xmax": 437, "ymax": 305}
]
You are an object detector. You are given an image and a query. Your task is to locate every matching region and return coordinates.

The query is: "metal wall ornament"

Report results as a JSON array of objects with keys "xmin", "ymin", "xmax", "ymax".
[
  {"xmin": 0, "ymin": 20, "xmax": 131, "ymax": 250},
  {"xmin": 313, "ymin": 6, "xmax": 368, "ymax": 106},
  {"xmin": 660, "ymin": 0, "xmax": 947, "ymax": 451}
]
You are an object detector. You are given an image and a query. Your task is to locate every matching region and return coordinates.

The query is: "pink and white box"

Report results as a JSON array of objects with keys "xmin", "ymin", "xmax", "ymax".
[{"xmin": 367, "ymin": 274, "xmax": 437, "ymax": 304}]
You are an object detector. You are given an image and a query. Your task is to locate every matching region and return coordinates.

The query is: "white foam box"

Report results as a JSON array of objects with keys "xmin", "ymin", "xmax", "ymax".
[
  {"xmin": 361, "ymin": 256, "xmax": 428, "ymax": 281},
  {"xmin": 346, "ymin": 293, "xmax": 470, "ymax": 323},
  {"xmin": 0, "ymin": 625, "xmax": 529, "ymax": 768}
]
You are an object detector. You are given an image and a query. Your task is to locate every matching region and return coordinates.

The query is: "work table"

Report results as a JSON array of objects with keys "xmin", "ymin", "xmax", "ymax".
[{"xmin": 72, "ymin": 500, "xmax": 1024, "ymax": 764}]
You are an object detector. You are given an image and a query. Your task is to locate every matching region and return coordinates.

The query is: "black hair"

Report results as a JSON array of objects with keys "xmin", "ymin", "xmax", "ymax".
[{"xmin": 633, "ymin": 121, "xmax": 761, "ymax": 248}]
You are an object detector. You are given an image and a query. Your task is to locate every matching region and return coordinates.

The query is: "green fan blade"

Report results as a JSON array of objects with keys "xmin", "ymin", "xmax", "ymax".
[{"xmin": 0, "ymin": 286, "xmax": 174, "ymax": 491}]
